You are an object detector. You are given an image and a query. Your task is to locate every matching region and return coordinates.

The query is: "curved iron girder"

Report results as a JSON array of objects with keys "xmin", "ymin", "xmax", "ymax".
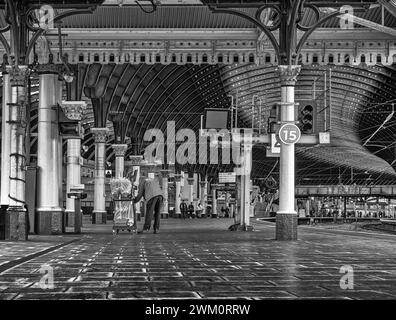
[
  {"xmin": 135, "ymin": 65, "xmax": 219, "ymax": 140},
  {"xmin": 84, "ymin": 63, "xmax": 116, "ymax": 127},
  {"xmin": 125, "ymin": 64, "xmax": 169, "ymax": 135},
  {"xmin": 134, "ymin": 64, "xmax": 189, "ymax": 130},
  {"xmin": 103, "ymin": 63, "xmax": 132, "ymax": 122},
  {"xmin": 111, "ymin": 64, "xmax": 146, "ymax": 115},
  {"xmin": 107, "ymin": 64, "xmax": 135, "ymax": 114},
  {"xmin": 220, "ymin": 64, "xmax": 396, "ymax": 106},
  {"xmin": 153, "ymin": 68, "xmax": 230, "ymax": 173},
  {"xmin": 140, "ymin": 65, "xmax": 198, "ymax": 131},
  {"xmin": 115, "ymin": 64, "xmax": 157, "ymax": 143},
  {"xmin": 131, "ymin": 65, "xmax": 213, "ymax": 147}
]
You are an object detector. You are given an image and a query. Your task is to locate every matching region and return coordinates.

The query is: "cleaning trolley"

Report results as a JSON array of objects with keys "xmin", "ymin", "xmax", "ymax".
[{"xmin": 110, "ymin": 177, "xmax": 137, "ymax": 234}]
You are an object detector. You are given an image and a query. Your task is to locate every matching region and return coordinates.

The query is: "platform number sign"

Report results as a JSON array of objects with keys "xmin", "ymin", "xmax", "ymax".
[
  {"xmin": 278, "ymin": 123, "xmax": 301, "ymax": 145},
  {"xmin": 271, "ymin": 133, "xmax": 281, "ymax": 153}
]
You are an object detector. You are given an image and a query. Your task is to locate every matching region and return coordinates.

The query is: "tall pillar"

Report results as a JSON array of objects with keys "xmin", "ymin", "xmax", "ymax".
[
  {"xmin": 56, "ymin": 79, "xmax": 64, "ymax": 216},
  {"xmin": 174, "ymin": 174, "xmax": 182, "ymax": 217},
  {"xmin": 305, "ymin": 199, "xmax": 310, "ymax": 218},
  {"xmin": 187, "ymin": 177, "xmax": 194, "ymax": 204},
  {"xmin": 5, "ymin": 65, "xmax": 30, "ymax": 240},
  {"xmin": 161, "ymin": 170, "xmax": 170, "ymax": 218},
  {"xmin": 199, "ymin": 180, "xmax": 207, "ymax": 208},
  {"xmin": 211, "ymin": 184, "xmax": 218, "ymax": 217},
  {"xmin": 60, "ymin": 101, "xmax": 86, "ymax": 227},
  {"xmin": 241, "ymin": 143, "xmax": 253, "ymax": 228},
  {"xmin": 275, "ymin": 65, "xmax": 301, "ymax": 241},
  {"xmin": 112, "ymin": 144, "xmax": 128, "ymax": 178},
  {"xmin": 92, "ymin": 127, "xmax": 109, "ymax": 224},
  {"xmin": 1, "ymin": 71, "xmax": 11, "ymax": 205},
  {"xmin": 36, "ymin": 66, "xmax": 63, "ymax": 235}
]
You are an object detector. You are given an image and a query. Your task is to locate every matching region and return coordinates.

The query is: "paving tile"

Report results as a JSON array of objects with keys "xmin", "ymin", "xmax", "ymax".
[{"xmin": 1, "ymin": 219, "xmax": 396, "ymax": 299}]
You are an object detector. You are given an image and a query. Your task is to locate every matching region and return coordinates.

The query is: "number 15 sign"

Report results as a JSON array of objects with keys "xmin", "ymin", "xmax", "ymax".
[{"xmin": 278, "ymin": 123, "xmax": 301, "ymax": 145}]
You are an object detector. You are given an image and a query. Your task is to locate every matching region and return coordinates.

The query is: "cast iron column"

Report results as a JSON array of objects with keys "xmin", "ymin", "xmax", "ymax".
[
  {"xmin": 36, "ymin": 65, "xmax": 63, "ymax": 235},
  {"xmin": 5, "ymin": 65, "xmax": 29, "ymax": 240},
  {"xmin": 92, "ymin": 127, "xmax": 109, "ymax": 224},
  {"xmin": 160, "ymin": 170, "xmax": 170, "ymax": 218},
  {"xmin": 276, "ymin": 65, "xmax": 301, "ymax": 240},
  {"xmin": 1, "ymin": 69, "xmax": 11, "ymax": 206},
  {"xmin": 174, "ymin": 174, "xmax": 182, "ymax": 217},
  {"xmin": 61, "ymin": 101, "xmax": 86, "ymax": 227},
  {"xmin": 112, "ymin": 144, "xmax": 128, "ymax": 178}
]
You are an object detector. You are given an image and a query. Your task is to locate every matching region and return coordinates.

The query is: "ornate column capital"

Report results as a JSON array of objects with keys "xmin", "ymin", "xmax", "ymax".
[
  {"xmin": 129, "ymin": 155, "xmax": 144, "ymax": 166},
  {"xmin": 187, "ymin": 177, "xmax": 195, "ymax": 186},
  {"xmin": 60, "ymin": 101, "xmax": 87, "ymax": 121},
  {"xmin": 91, "ymin": 127, "xmax": 109, "ymax": 143},
  {"xmin": 200, "ymin": 180, "xmax": 208, "ymax": 187},
  {"xmin": 112, "ymin": 144, "xmax": 128, "ymax": 157},
  {"xmin": 275, "ymin": 65, "xmax": 301, "ymax": 86},
  {"xmin": 6, "ymin": 65, "xmax": 30, "ymax": 86},
  {"xmin": 174, "ymin": 174, "xmax": 183, "ymax": 182},
  {"xmin": 36, "ymin": 63, "xmax": 60, "ymax": 75}
]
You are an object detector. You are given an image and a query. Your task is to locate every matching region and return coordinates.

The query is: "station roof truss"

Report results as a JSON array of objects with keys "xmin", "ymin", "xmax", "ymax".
[{"xmin": 1, "ymin": 1, "xmax": 396, "ymax": 186}]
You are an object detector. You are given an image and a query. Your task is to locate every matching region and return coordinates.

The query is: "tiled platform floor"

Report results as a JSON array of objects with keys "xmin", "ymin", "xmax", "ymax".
[{"xmin": 1, "ymin": 218, "xmax": 396, "ymax": 300}]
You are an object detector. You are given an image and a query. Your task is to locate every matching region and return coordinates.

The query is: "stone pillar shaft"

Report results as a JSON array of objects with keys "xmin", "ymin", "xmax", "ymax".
[
  {"xmin": 36, "ymin": 71, "xmax": 63, "ymax": 234},
  {"xmin": 61, "ymin": 101, "xmax": 86, "ymax": 226},
  {"xmin": 242, "ymin": 145, "xmax": 252, "ymax": 227},
  {"xmin": 276, "ymin": 65, "xmax": 301, "ymax": 241},
  {"xmin": 92, "ymin": 127, "xmax": 109, "ymax": 224},
  {"xmin": 212, "ymin": 185, "xmax": 217, "ymax": 217},
  {"xmin": 1, "ymin": 72, "xmax": 11, "ymax": 205},
  {"xmin": 57, "ymin": 80, "xmax": 64, "ymax": 214},
  {"xmin": 199, "ymin": 181, "xmax": 207, "ymax": 207},
  {"xmin": 174, "ymin": 174, "xmax": 182, "ymax": 216},
  {"xmin": 161, "ymin": 170, "xmax": 169, "ymax": 218},
  {"xmin": 187, "ymin": 177, "xmax": 194, "ymax": 203},
  {"xmin": 5, "ymin": 65, "xmax": 30, "ymax": 240},
  {"xmin": 112, "ymin": 144, "xmax": 128, "ymax": 178},
  {"xmin": 66, "ymin": 139, "xmax": 81, "ymax": 213}
]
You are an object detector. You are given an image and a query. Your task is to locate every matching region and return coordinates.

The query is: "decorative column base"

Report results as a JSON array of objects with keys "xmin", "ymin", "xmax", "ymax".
[
  {"xmin": 66, "ymin": 211, "xmax": 75, "ymax": 227},
  {"xmin": 276, "ymin": 213, "xmax": 298, "ymax": 240},
  {"xmin": 36, "ymin": 208, "xmax": 64, "ymax": 235},
  {"xmin": 65, "ymin": 210, "xmax": 85, "ymax": 227},
  {"xmin": 5, "ymin": 208, "xmax": 28, "ymax": 241},
  {"xmin": 92, "ymin": 210, "xmax": 107, "ymax": 224}
]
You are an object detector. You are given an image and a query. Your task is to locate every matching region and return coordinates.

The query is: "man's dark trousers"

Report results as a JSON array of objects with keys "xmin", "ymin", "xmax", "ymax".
[{"xmin": 143, "ymin": 195, "xmax": 163, "ymax": 231}]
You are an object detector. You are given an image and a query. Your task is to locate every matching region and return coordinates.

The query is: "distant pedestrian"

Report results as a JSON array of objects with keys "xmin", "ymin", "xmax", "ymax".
[
  {"xmin": 224, "ymin": 206, "xmax": 230, "ymax": 218},
  {"xmin": 180, "ymin": 200, "xmax": 188, "ymax": 219},
  {"xmin": 196, "ymin": 202, "xmax": 203, "ymax": 218},
  {"xmin": 188, "ymin": 202, "xmax": 195, "ymax": 219}
]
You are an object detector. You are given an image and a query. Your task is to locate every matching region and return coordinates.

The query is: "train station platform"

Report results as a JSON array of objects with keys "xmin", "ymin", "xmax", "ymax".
[{"xmin": 1, "ymin": 218, "xmax": 396, "ymax": 300}]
